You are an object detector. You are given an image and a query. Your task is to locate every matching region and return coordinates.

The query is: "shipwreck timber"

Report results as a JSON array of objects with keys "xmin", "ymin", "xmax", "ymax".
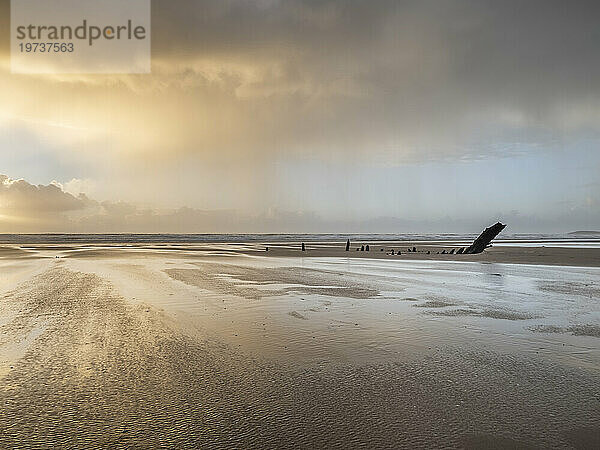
[{"xmin": 463, "ymin": 222, "xmax": 506, "ymax": 254}]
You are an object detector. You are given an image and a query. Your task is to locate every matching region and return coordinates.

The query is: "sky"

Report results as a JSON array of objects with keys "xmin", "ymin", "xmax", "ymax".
[{"xmin": 0, "ymin": 0, "xmax": 599, "ymax": 233}]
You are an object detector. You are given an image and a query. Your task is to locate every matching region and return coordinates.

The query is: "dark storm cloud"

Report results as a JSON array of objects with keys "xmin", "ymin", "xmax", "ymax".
[
  {"xmin": 141, "ymin": 0, "xmax": 600, "ymax": 160},
  {"xmin": 3, "ymin": 0, "xmax": 599, "ymax": 161}
]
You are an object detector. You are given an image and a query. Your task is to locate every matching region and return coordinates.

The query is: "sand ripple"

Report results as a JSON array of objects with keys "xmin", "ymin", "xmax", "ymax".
[
  {"xmin": 531, "ymin": 324, "xmax": 600, "ymax": 338},
  {"xmin": 166, "ymin": 265, "xmax": 380, "ymax": 300},
  {"xmin": 0, "ymin": 266, "xmax": 598, "ymax": 448}
]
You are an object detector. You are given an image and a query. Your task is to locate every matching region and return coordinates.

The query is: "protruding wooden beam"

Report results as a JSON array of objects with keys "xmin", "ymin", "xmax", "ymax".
[{"xmin": 464, "ymin": 222, "xmax": 506, "ymax": 254}]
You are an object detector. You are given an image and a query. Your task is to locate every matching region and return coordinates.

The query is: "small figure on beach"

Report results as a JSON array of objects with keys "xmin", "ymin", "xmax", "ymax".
[
  {"xmin": 301, "ymin": 243, "xmax": 305, "ymax": 251},
  {"xmin": 391, "ymin": 249, "xmax": 395, "ymax": 255},
  {"xmin": 413, "ymin": 246, "xmax": 416, "ymax": 252},
  {"xmin": 361, "ymin": 245, "xmax": 365, "ymax": 251},
  {"xmin": 366, "ymin": 245, "xmax": 370, "ymax": 251},
  {"xmin": 346, "ymin": 239, "xmax": 350, "ymax": 251},
  {"xmin": 266, "ymin": 247, "xmax": 269, "ymax": 252}
]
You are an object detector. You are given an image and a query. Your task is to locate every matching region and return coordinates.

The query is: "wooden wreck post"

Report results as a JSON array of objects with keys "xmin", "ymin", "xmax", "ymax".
[{"xmin": 464, "ymin": 222, "xmax": 507, "ymax": 254}]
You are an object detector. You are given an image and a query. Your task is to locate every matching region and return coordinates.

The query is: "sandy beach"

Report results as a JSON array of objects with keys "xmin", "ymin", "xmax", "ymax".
[
  {"xmin": 0, "ymin": 241, "xmax": 598, "ymax": 448},
  {"xmin": 254, "ymin": 242, "xmax": 600, "ymax": 267},
  {"xmin": 3, "ymin": 0, "xmax": 599, "ymax": 447}
]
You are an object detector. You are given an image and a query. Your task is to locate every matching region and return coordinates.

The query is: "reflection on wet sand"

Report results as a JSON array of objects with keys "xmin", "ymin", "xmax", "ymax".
[{"xmin": 0, "ymin": 245, "xmax": 598, "ymax": 448}]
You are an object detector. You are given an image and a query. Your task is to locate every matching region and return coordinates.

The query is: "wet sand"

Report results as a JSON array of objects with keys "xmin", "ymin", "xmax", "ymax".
[
  {"xmin": 0, "ymin": 244, "xmax": 599, "ymax": 448},
  {"xmin": 254, "ymin": 242, "xmax": 600, "ymax": 267}
]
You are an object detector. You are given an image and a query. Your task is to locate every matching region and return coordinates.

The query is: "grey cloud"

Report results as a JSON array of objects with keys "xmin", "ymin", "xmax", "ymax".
[
  {"xmin": 147, "ymin": 0, "xmax": 600, "ymax": 159},
  {"xmin": 0, "ymin": 175, "xmax": 597, "ymax": 233},
  {"xmin": 0, "ymin": 175, "xmax": 93, "ymax": 214},
  {"xmin": 3, "ymin": 0, "xmax": 600, "ymax": 162}
]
